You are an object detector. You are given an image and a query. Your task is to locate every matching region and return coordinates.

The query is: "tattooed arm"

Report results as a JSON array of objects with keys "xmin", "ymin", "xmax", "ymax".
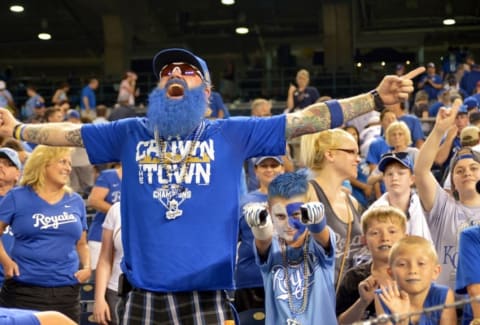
[
  {"xmin": 285, "ymin": 67, "xmax": 425, "ymax": 139},
  {"xmin": 21, "ymin": 123, "xmax": 84, "ymax": 146},
  {"xmin": 0, "ymin": 108, "xmax": 83, "ymax": 146}
]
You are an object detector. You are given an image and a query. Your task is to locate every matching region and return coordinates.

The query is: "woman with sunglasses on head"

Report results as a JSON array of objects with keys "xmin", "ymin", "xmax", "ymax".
[
  {"xmin": 0, "ymin": 146, "xmax": 90, "ymax": 323},
  {"xmin": 414, "ymin": 99, "xmax": 480, "ymax": 296},
  {"xmin": 300, "ymin": 128, "xmax": 369, "ymax": 289}
]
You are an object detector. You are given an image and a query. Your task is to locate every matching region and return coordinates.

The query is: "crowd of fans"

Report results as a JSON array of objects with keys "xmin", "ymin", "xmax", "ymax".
[{"xmin": 1, "ymin": 50, "xmax": 480, "ymax": 325}]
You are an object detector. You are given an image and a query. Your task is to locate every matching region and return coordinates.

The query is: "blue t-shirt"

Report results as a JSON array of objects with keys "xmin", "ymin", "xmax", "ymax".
[
  {"xmin": 87, "ymin": 169, "xmax": 121, "ymax": 242},
  {"xmin": 366, "ymin": 136, "xmax": 390, "ymax": 193},
  {"xmin": 381, "ymin": 283, "xmax": 449, "ymax": 325},
  {"xmin": 0, "ymin": 307, "xmax": 40, "ymax": 325},
  {"xmin": 80, "ymin": 116, "xmax": 286, "ymax": 292},
  {"xmin": 0, "ymin": 194, "xmax": 14, "ymax": 286},
  {"xmin": 419, "ymin": 74, "xmax": 443, "ymax": 100},
  {"xmin": 255, "ymin": 232, "xmax": 336, "ymax": 325},
  {"xmin": 0, "ymin": 187, "xmax": 87, "ymax": 286},
  {"xmin": 428, "ymin": 102, "xmax": 443, "ymax": 117},
  {"xmin": 293, "ymin": 86, "xmax": 320, "ymax": 109},
  {"xmin": 456, "ymin": 226, "xmax": 480, "ymax": 325},
  {"xmin": 236, "ymin": 190, "xmax": 267, "ymax": 289},
  {"xmin": 80, "ymin": 86, "xmax": 96, "ymax": 110},
  {"xmin": 209, "ymin": 91, "xmax": 230, "ymax": 118}
]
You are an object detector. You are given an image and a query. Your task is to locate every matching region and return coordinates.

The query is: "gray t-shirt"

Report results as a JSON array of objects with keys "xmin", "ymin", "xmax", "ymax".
[{"xmin": 428, "ymin": 183, "xmax": 480, "ymax": 289}]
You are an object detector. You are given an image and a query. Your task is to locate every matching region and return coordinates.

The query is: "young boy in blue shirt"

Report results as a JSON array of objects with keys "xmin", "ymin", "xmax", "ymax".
[
  {"xmin": 375, "ymin": 236, "xmax": 457, "ymax": 325},
  {"xmin": 245, "ymin": 170, "xmax": 335, "ymax": 325}
]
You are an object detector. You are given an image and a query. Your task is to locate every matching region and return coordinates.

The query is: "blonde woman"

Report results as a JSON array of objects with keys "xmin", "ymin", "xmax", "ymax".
[
  {"xmin": 0, "ymin": 145, "xmax": 90, "ymax": 323},
  {"xmin": 300, "ymin": 128, "xmax": 369, "ymax": 288}
]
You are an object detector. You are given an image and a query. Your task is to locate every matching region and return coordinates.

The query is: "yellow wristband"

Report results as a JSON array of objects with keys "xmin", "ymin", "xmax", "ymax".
[{"xmin": 13, "ymin": 124, "xmax": 23, "ymax": 140}]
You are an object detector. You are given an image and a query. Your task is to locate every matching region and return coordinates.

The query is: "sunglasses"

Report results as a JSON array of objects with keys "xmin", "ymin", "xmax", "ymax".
[
  {"xmin": 380, "ymin": 151, "xmax": 409, "ymax": 160},
  {"xmin": 159, "ymin": 63, "xmax": 204, "ymax": 80}
]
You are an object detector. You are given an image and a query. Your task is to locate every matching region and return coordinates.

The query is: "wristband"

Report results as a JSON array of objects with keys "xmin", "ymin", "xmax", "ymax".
[
  {"xmin": 12, "ymin": 124, "xmax": 22, "ymax": 140},
  {"xmin": 369, "ymin": 89, "xmax": 385, "ymax": 112},
  {"xmin": 325, "ymin": 100, "xmax": 344, "ymax": 128},
  {"xmin": 307, "ymin": 216, "xmax": 327, "ymax": 234}
]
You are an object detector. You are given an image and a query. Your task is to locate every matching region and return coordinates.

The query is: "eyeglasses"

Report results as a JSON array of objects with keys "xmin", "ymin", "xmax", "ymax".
[
  {"xmin": 332, "ymin": 148, "xmax": 359, "ymax": 156},
  {"xmin": 380, "ymin": 151, "xmax": 409, "ymax": 160},
  {"xmin": 159, "ymin": 63, "xmax": 204, "ymax": 80}
]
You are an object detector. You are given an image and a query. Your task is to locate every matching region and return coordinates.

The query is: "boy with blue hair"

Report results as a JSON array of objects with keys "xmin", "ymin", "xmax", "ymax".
[{"xmin": 245, "ymin": 170, "xmax": 335, "ymax": 324}]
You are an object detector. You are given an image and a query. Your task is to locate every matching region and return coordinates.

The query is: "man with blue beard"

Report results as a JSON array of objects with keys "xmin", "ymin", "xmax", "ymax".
[{"xmin": 0, "ymin": 48, "xmax": 424, "ymax": 324}]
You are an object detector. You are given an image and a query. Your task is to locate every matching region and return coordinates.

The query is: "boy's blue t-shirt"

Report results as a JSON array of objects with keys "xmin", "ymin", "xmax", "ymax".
[{"xmin": 255, "ymin": 231, "xmax": 336, "ymax": 325}]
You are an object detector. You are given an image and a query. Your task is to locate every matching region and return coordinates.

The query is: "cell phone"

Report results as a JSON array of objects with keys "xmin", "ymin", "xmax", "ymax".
[{"xmin": 117, "ymin": 273, "xmax": 133, "ymax": 297}]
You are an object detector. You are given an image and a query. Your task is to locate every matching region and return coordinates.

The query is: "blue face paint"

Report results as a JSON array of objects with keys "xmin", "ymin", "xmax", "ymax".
[{"xmin": 286, "ymin": 202, "xmax": 306, "ymax": 241}]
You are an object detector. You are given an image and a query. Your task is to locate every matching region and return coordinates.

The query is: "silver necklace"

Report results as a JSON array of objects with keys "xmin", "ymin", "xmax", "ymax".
[{"xmin": 281, "ymin": 234, "xmax": 310, "ymax": 324}]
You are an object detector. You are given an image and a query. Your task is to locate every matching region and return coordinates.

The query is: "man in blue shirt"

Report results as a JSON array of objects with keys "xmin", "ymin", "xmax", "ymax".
[{"xmin": 80, "ymin": 78, "xmax": 99, "ymax": 117}]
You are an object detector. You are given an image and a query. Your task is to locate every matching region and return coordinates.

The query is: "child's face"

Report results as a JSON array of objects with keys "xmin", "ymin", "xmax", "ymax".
[
  {"xmin": 388, "ymin": 245, "xmax": 440, "ymax": 295},
  {"xmin": 269, "ymin": 196, "xmax": 307, "ymax": 244},
  {"xmin": 383, "ymin": 163, "xmax": 414, "ymax": 194},
  {"xmin": 364, "ymin": 219, "xmax": 405, "ymax": 262}
]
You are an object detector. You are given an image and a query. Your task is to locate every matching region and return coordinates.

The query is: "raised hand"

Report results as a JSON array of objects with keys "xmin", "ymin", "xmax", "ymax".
[
  {"xmin": 300, "ymin": 202, "xmax": 325, "ymax": 225},
  {"xmin": 243, "ymin": 202, "xmax": 269, "ymax": 228},
  {"xmin": 358, "ymin": 275, "xmax": 379, "ymax": 304},
  {"xmin": 377, "ymin": 281, "xmax": 410, "ymax": 320},
  {"xmin": 376, "ymin": 67, "xmax": 425, "ymax": 105}
]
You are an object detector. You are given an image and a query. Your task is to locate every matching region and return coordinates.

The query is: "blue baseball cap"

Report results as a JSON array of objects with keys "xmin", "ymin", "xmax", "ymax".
[
  {"xmin": 252, "ymin": 156, "xmax": 283, "ymax": 166},
  {"xmin": 152, "ymin": 48, "xmax": 211, "ymax": 85},
  {"xmin": 0, "ymin": 147, "xmax": 22, "ymax": 169},
  {"xmin": 378, "ymin": 152, "xmax": 413, "ymax": 172},
  {"xmin": 462, "ymin": 97, "xmax": 479, "ymax": 112},
  {"xmin": 66, "ymin": 109, "xmax": 80, "ymax": 119}
]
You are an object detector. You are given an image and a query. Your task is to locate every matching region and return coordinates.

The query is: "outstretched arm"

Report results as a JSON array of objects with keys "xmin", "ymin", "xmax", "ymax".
[
  {"xmin": 285, "ymin": 67, "xmax": 424, "ymax": 139},
  {"xmin": 414, "ymin": 99, "xmax": 461, "ymax": 212},
  {"xmin": 0, "ymin": 108, "xmax": 83, "ymax": 146}
]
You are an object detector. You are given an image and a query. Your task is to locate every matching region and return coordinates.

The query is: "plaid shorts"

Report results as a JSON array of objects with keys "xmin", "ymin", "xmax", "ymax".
[{"xmin": 120, "ymin": 289, "xmax": 236, "ymax": 325}]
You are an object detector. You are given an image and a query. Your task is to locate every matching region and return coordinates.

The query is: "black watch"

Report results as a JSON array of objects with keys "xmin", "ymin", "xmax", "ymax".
[{"xmin": 369, "ymin": 89, "xmax": 385, "ymax": 112}]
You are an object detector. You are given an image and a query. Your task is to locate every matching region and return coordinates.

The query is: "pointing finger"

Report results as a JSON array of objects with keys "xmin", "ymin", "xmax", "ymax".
[{"xmin": 401, "ymin": 67, "xmax": 426, "ymax": 80}]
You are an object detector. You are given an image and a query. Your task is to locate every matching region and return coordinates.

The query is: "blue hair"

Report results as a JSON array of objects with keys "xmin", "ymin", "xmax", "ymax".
[{"xmin": 268, "ymin": 169, "xmax": 310, "ymax": 199}]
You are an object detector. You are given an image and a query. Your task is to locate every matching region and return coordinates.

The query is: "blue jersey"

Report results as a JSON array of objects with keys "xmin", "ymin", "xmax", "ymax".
[
  {"xmin": 0, "ymin": 194, "xmax": 14, "ymax": 286},
  {"xmin": 0, "ymin": 307, "xmax": 40, "ymax": 325},
  {"xmin": 456, "ymin": 226, "xmax": 480, "ymax": 325},
  {"xmin": 0, "ymin": 187, "xmax": 87, "ymax": 286},
  {"xmin": 236, "ymin": 190, "xmax": 267, "ymax": 289},
  {"xmin": 382, "ymin": 283, "xmax": 449, "ymax": 325},
  {"xmin": 87, "ymin": 169, "xmax": 121, "ymax": 242},
  {"xmin": 255, "ymin": 232, "xmax": 336, "ymax": 325},
  {"xmin": 80, "ymin": 116, "xmax": 286, "ymax": 292}
]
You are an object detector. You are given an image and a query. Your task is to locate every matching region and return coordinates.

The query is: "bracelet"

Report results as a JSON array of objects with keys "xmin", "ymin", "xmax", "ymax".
[
  {"xmin": 369, "ymin": 89, "xmax": 385, "ymax": 112},
  {"xmin": 12, "ymin": 123, "xmax": 23, "ymax": 140}
]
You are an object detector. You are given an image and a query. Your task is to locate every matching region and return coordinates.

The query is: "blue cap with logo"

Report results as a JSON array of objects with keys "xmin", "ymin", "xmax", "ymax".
[
  {"xmin": 0, "ymin": 147, "xmax": 22, "ymax": 169},
  {"xmin": 378, "ymin": 152, "xmax": 413, "ymax": 172},
  {"xmin": 152, "ymin": 48, "xmax": 211, "ymax": 85}
]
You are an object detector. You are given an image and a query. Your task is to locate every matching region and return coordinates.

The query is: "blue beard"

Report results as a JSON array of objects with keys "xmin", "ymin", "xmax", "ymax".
[{"xmin": 147, "ymin": 79, "xmax": 207, "ymax": 139}]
